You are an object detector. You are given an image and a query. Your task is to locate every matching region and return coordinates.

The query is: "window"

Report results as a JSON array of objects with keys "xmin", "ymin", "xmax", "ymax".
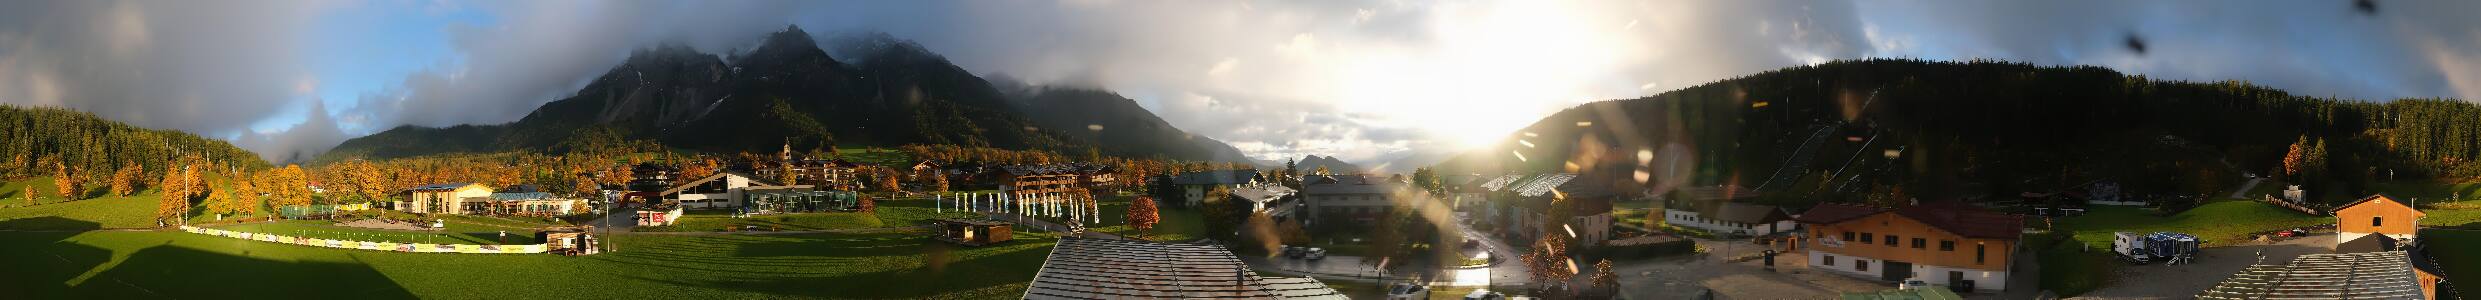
[
  {"xmin": 1940, "ymin": 240, "xmax": 1956, "ymax": 251},
  {"xmin": 1857, "ymin": 260, "xmax": 1870, "ymax": 272},
  {"xmin": 1976, "ymin": 244, "xmax": 1987, "ymax": 264},
  {"xmin": 2374, "ymin": 216, "xmax": 2384, "ymax": 227},
  {"xmin": 1912, "ymin": 238, "xmax": 1926, "ymax": 249},
  {"xmin": 1885, "ymin": 234, "xmax": 1898, "ymax": 246},
  {"xmin": 1824, "ymin": 255, "xmax": 1836, "ymax": 266},
  {"xmin": 1860, "ymin": 233, "xmax": 1874, "ymax": 243},
  {"xmin": 1843, "ymin": 232, "xmax": 1855, "ymax": 242}
]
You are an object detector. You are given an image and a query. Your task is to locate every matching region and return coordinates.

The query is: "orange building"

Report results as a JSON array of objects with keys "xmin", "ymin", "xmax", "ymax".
[
  {"xmin": 2333, "ymin": 194, "xmax": 2424, "ymax": 250},
  {"xmin": 1797, "ymin": 202, "xmax": 2023, "ymax": 292}
]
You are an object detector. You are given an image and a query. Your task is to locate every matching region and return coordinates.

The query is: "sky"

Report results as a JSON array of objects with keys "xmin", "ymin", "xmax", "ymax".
[{"xmin": 0, "ymin": 0, "xmax": 2477, "ymax": 164}]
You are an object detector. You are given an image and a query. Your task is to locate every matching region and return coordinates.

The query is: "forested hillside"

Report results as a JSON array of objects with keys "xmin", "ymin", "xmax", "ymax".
[
  {"xmin": 0, "ymin": 105, "xmax": 269, "ymax": 181},
  {"xmin": 1438, "ymin": 59, "xmax": 2481, "ymax": 207}
]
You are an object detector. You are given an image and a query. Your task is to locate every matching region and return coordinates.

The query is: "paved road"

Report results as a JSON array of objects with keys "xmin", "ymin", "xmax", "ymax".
[
  {"xmin": 2228, "ymin": 177, "xmax": 2268, "ymax": 199},
  {"xmin": 2070, "ymin": 234, "xmax": 2335, "ymax": 299},
  {"xmin": 1449, "ymin": 214, "xmax": 1531, "ymax": 287}
]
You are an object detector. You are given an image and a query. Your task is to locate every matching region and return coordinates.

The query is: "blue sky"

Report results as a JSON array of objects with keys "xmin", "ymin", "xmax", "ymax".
[{"xmin": 2, "ymin": 0, "xmax": 2478, "ymax": 164}]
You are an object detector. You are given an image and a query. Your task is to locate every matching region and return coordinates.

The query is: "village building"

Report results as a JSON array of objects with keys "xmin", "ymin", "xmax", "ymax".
[
  {"xmin": 656, "ymin": 171, "xmax": 807, "ymax": 209},
  {"xmin": 1230, "ymin": 184, "xmax": 1297, "ymax": 214},
  {"xmin": 1023, "ymin": 237, "xmax": 1345, "ymax": 299},
  {"xmin": 464, "ymin": 192, "xmax": 585, "ymax": 217},
  {"xmin": 1468, "ymin": 174, "xmax": 1529, "ymax": 224},
  {"xmin": 2334, "ymin": 194, "xmax": 2426, "ymax": 250},
  {"xmin": 1000, "ymin": 164, "xmax": 1085, "ymax": 200},
  {"xmin": 1660, "ymin": 185, "xmax": 1795, "ymax": 236},
  {"xmin": 1796, "ymin": 202, "xmax": 2023, "ymax": 292},
  {"xmin": 932, "ymin": 218, "xmax": 1013, "ymax": 246},
  {"xmin": 536, "ymin": 226, "xmax": 600, "ymax": 256},
  {"xmin": 627, "ymin": 162, "xmax": 681, "ymax": 192},
  {"xmin": 1171, "ymin": 170, "xmax": 1261, "ymax": 207},
  {"xmin": 1493, "ymin": 173, "xmax": 1617, "ymax": 246},
  {"xmin": 1072, "ymin": 164, "xmax": 1120, "ymax": 193},
  {"xmin": 2197, "ymin": 250, "xmax": 2453, "ymax": 299},
  {"xmin": 1447, "ymin": 173, "xmax": 1508, "ymax": 211},
  {"xmin": 1300, "ymin": 174, "xmax": 1412, "ymax": 228},
  {"xmin": 397, "ymin": 183, "xmax": 494, "ymax": 215}
]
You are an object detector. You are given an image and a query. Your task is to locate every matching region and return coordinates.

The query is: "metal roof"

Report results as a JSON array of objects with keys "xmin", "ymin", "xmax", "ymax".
[
  {"xmin": 1024, "ymin": 238, "xmax": 1344, "ymax": 299},
  {"xmin": 2197, "ymin": 251, "xmax": 2428, "ymax": 299},
  {"xmin": 407, "ymin": 182, "xmax": 482, "ymax": 192}
]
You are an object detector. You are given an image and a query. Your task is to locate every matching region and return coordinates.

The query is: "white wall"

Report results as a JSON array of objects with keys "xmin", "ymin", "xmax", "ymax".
[
  {"xmin": 1807, "ymin": 250, "xmax": 2009, "ymax": 292},
  {"xmin": 1665, "ymin": 209, "xmax": 1795, "ymax": 236}
]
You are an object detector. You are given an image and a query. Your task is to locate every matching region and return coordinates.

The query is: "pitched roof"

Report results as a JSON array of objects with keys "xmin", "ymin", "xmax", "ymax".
[
  {"xmin": 1714, "ymin": 202, "xmax": 1792, "ymax": 224},
  {"xmin": 2197, "ymin": 251, "xmax": 2428, "ymax": 299},
  {"xmin": 407, "ymin": 182, "xmax": 485, "ymax": 192},
  {"xmin": 1793, "ymin": 203, "xmax": 1886, "ymax": 224},
  {"xmin": 1510, "ymin": 174, "xmax": 1578, "ymax": 198},
  {"xmin": 1024, "ymin": 238, "xmax": 1345, "ymax": 299},
  {"xmin": 2332, "ymin": 194, "xmax": 2426, "ymax": 217},
  {"xmin": 1301, "ymin": 175, "xmax": 1404, "ymax": 195},
  {"xmin": 2335, "ymin": 233, "xmax": 2400, "ymax": 253},
  {"xmin": 1893, "ymin": 202, "xmax": 2024, "ymax": 240},
  {"xmin": 1476, "ymin": 174, "xmax": 1527, "ymax": 192},
  {"xmin": 1173, "ymin": 170, "xmax": 1258, "ymax": 185},
  {"xmin": 657, "ymin": 171, "xmax": 788, "ymax": 196},
  {"xmin": 1230, "ymin": 185, "xmax": 1295, "ymax": 204}
]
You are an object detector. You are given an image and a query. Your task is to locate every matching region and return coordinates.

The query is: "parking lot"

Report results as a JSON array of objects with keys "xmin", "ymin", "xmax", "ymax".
[{"xmin": 2068, "ymin": 234, "xmax": 2336, "ymax": 299}]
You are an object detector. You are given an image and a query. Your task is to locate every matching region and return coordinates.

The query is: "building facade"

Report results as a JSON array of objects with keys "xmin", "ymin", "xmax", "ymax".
[
  {"xmin": 399, "ymin": 183, "xmax": 494, "ymax": 215},
  {"xmin": 1172, "ymin": 170, "xmax": 1260, "ymax": 207},
  {"xmin": 2334, "ymin": 194, "xmax": 2425, "ymax": 248},
  {"xmin": 1798, "ymin": 202, "xmax": 2022, "ymax": 292}
]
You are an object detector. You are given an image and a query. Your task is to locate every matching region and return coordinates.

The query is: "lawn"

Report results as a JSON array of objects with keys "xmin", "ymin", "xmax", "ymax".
[
  {"xmin": 0, "ymin": 190, "xmax": 163, "ymax": 230},
  {"xmin": 640, "ymin": 198, "xmax": 975, "ymax": 232},
  {"xmin": 0, "ymin": 228, "xmax": 1059, "ymax": 299},
  {"xmin": 215, "ymin": 219, "xmax": 542, "ymax": 245},
  {"xmin": 1064, "ymin": 196, "xmax": 1209, "ymax": 242},
  {"xmin": 2416, "ymin": 229, "xmax": 2481, "ymax": 298},
  {"xmin": 2029, "ymin": 232, "xmax": 2116, "ymax": 297},
  {"xmin": 2367, "ymin": 181, "xmax": 2481, "ymax": 201},
  {"xmin": 2054, "ymin": 200, "xmax": 2332, "ymax": 248}
]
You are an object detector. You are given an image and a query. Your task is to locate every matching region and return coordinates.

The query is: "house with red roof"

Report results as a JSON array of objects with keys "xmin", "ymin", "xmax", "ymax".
[{"xmin": 1795, "ymin": 201, "xmax": 2024, "ymax": 292}]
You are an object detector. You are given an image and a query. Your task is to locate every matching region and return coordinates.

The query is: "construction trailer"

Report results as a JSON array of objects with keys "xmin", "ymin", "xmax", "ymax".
[{"xmin": 2113, "ymin": 231, "xmax": 2203, "ymax": 265}]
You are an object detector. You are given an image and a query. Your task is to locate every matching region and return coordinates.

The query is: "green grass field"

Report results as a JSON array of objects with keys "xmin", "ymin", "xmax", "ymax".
[
  {"xmin": 0, "ymin": 228, "xmax": 1059, "ymax": 299},
  {"xmin": 1064, "ymin": 196, "xmax": 1208, "ymax": 242},
  {"xmin": 2055, "ymin": 201, "xmax": 2333, "ymax": 248},
  {"xmin": 640, "ymin": 198, "xmax": 975, "ymax": 232},
  {"xmin": 2368, "ymin": 181, "xmax": 2481, "ymax": 201},
  {"xmin": 2417, "ymin": 229, "xmax": 2481, "ymax": 298},
  {"xmin": 215, "ymin": 219, "xmax": 543, "ymax": 245},
  {"xmin": 0, "ymin": 190, "xmax": 164, "ymax": 230}
]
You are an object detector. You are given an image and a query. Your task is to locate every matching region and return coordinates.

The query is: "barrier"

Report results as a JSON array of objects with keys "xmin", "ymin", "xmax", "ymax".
[{"xmin": 180, "ymin": 226, "xmax": 546, "ymax": 254}]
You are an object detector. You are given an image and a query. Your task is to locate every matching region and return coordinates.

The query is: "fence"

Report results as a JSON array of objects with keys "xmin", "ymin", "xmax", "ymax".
[
  {"xmin": 179, "ymin": 226, "xmax": 546, "ymax": 254},
  {"xmin": 2260, "ymin": 195, "xmax": 2325, "ymax": 215},
  {"xmin": 277, "ymin": 203, "xmax": 374, "ymax": 219}
]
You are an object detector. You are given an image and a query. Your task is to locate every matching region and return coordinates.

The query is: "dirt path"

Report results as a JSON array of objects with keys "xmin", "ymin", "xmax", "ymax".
[{"xmin": 2227, "ymin": 177, "xmax": 2268, "ymax": 199}]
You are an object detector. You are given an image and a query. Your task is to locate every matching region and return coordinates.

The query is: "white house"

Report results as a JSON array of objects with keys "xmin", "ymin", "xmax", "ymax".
[
  {"xmin": 1664, "ymin": 202, "xmax": 1797, "ymax": 236},
  {"xmin": 657, "ymin": 172, "xmax": 804, "ymax": 209},
  {"xmin": 1172, "ymin": 170, "xmax": 1259, "ymax": 207}
]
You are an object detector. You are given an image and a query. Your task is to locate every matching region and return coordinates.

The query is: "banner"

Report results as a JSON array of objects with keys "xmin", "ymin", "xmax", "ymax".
[{"xmin": 176, "ymin": 226, "xmax": 547, "ymax": 254}]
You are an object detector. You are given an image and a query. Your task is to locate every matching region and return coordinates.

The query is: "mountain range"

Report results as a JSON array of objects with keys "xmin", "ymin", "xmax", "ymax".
[{"xmin": 314, "ymin": 26, "xmax": 1250, "ymax": 164}]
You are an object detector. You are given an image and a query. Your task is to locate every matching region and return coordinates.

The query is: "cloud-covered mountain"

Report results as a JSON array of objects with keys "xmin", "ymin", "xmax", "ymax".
[{"xmin": 316, "ymin": 27, "xmax": 1247, "ymax": 163}]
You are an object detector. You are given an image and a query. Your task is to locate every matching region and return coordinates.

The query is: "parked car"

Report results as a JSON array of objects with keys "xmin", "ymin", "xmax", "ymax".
[
  {"xmin": 1899, "ymin": 279, "xmax": 1934, "ymax": 290},
  {"xmin": 1304, "ymin": 248, "xmax": 1328, "ymax": 260},
  {"xmin": 1386, "ymin": 283, "xmax": 1431, "ymax": 300},
  {"xmin": 1282, "ymin": 245, "xmax": 1304, "ymax": 258},
  {"xmin": 1462, "ymin": 289, "xmax": 1507, "ymax": 300}
]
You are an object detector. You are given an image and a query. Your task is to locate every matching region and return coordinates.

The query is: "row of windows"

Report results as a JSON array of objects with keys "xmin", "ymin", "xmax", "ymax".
[{"xmin": 1835, "ymin": 231, "xmax": 1990, "ymax": 264}]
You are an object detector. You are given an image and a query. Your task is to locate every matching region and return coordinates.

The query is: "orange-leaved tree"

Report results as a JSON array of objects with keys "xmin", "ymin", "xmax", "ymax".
[{"xmin": 1127, "ymin": 196, "xmax": 1161, "ymax": 235}]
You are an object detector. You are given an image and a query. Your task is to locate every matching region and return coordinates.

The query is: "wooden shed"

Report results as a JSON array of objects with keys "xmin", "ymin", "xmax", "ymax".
[{"xmin": 934, "ymin": 218, "xmax": 1013, "ymax": 246}]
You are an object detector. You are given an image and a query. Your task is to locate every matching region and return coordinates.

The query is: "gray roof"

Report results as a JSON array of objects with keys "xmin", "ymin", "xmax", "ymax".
[
  {"xmin": 1230, "ymin": 185, "xmax": 1295, "ymax": 204},
  {"xmin": 1510, "ymin": 174, "xmax": 1577, "ymax": 198},
  {"xmin": 1301, "ymin": 175, "xmax": 1406, "ymax": 196},
  {"xmin": 1024, "ymin": 238, "xmax": 1344, "ymax": 299},
  {"xmin": 407, "ymin": 182, "xmax": 482, "ymax": 192},
  {"xmin": 1477, "ymin": 175, "xmax": 1527, "ymax": 192},
  {"xmin": 1713, "ymin": 202, "xmax": 1792, "ymax": 224},
  {"xmin": 488, "ymin": 192, "xmax": 556, "ymax": 201},
  {"xmin": 1173, "ymin": 170, "xmax": 1259, "ymax": 185},
  {"xmin": 2197, "ymin": 251, "xmax": 2428, "ymax": 299}
]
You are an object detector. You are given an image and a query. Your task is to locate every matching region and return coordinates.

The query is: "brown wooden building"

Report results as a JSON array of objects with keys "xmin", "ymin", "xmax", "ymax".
[
  {"xmin": 934, "ymin": 218, "xmax": 1013, "ymax": 246},
  {"xmin": 1797, "ymin": 202, "xmax": 2023, "ymax": 292},
  {"xmin": 2334, "ymin": 194, "xmax": 2425, "ymax": 250}
]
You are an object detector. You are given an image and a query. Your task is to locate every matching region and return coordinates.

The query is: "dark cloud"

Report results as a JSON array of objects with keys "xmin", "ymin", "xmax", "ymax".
[{"xmin": 0, "ymin": 0, "xmax": 320, "ymax": 138}]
